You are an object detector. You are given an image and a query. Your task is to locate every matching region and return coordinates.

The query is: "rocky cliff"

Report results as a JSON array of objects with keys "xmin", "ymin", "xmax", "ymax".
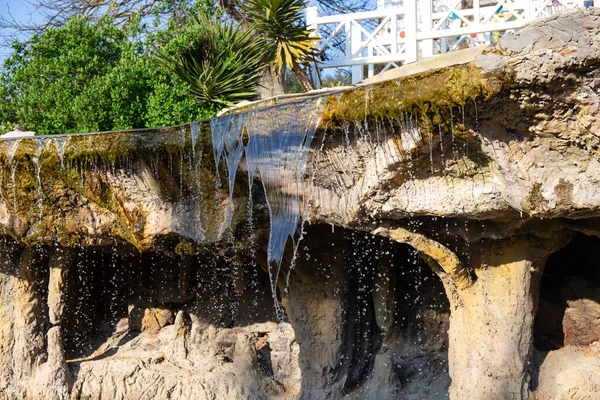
[{"xmin": 1, "ymin": 8, "xmax": 600, "ymax": 400}]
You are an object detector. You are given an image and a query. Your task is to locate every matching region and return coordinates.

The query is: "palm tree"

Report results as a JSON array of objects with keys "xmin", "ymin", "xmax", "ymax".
[
  {"xmin": 158, "ymin": 15, "xmax": 268, "ymax": 106},
  {"xmin": 243, "ymin": 0, "xmax": 318, "ymax": 91}
]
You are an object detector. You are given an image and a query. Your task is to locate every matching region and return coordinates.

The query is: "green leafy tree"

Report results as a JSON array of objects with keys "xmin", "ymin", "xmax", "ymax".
[
  {"xmin": 0, "ymin": 18, "xmax": 126, "ymax": 134},
  {"xmin": 0, "ymin": 15, "xmax": 215, "ymax": 135}
]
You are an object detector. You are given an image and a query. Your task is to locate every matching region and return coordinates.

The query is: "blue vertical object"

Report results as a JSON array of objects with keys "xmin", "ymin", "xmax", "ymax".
[
  {"xmin": 451, "ymin": 12, "xmax": 461, "ymax": 41},
  {"xmin": 584, "ymin": 1, "xmax": 593, "ymax": 7}
]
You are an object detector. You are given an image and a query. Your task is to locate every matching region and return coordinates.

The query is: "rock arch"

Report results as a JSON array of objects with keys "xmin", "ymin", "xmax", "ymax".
[{"xmin": 373, "ymin": 225, "xmax": 570, "ymax": 399}]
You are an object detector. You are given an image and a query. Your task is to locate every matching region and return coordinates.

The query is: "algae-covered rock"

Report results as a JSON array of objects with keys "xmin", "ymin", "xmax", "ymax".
[
  {"xmin": 306, "ymin": 7, "xmax": 600, "ymax": 226},
  {"xmin": 0, "ymin": 123, "xmax": 240, "ymax": 250}
]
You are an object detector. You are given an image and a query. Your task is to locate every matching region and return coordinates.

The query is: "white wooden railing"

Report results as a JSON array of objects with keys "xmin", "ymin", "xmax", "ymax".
[{"xmin": 307, "ymin": 0, "xmax": 598, "ymax": 84}]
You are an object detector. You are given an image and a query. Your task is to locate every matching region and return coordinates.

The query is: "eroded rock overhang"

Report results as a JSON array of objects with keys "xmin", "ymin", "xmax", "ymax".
[
  {"xmin": 307, "ymin": 8, "xmax": 600, "ymax": 228},
  {"xmin": 2, "ymin": 9, "xmax": 600, "ymax": 248},
  {"xmin": 1, "ymin": 8, "xmax": 600, "ymax": 400}
]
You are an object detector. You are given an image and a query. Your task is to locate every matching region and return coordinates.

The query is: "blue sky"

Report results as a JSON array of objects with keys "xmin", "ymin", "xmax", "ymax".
[
  {"xmin": 0, "ymin": 0, "xmax": 32, "ymax": 22},
  {"xmin": 0, "ymin": 0, "xmax": 38, "ymax": 60}
]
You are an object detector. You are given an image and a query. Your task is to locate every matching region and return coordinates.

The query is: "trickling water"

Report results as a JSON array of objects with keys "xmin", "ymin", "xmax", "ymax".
[
  {"xmin": 2, "ymin": 139, "xmax": 20, "ymax": 163},
  {"xmin": 211, "ymin": 113, "xmax": 245, "ymax": 235},
  {"xmin": 461, "ymin": 105, "xmax": 468, "ymax": 159},
  {"xmin": 426, "ymin": 119, "xmax": 434, "ymax": 173},
  {"xmin": 450, "ymin": 108, "xmax": 455, "ymax": 144},
  {"xmin": 190, "ymin": 122, "xmax": 200, "ymax": 161},
  {"xmin": 210, "ymin": 114, "xmax": 231, "ymax": 188},
  {"xmin": 53, "ymin": 136, "xmax": 70, "ymax": 171},
  {"xmin": 180, "ymin": 127, "xmax": 186, "ymax": 201},
  {"xmin": 224, "ymin": 118, "xmax": 245, "ymax": 200},
  {"xmin": 2, "ymin": 139, "xmax": 21, "ymax": 212},
  {"xmin": 244, "ymin": 98, "xmax": 324, "ymax": 266},
  {"xmin": 284, "ymin": 119, "xmax": 332, "ymax": 293},
  {"xmin": 32, "ymin": 140, "xmax": 45, "ymax": 219},
  {"xmin": 188, "ymin": 124, "xmax": 205, "ymax": 220},
  {"xmin": 438, "ymin": 122, "xmax": 444, "ymax": 167},
  {"xmin": 245, "ymin": 98, "xmax": 324, "ymax": 318},
  {"xmin": 210, "ymin": 97, "xmax": 325, "ymax": 318}
]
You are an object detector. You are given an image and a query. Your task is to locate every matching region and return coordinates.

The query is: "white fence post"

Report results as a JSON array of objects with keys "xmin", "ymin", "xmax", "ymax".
[
  {"xmin": 473, "ymin": 0, "xmax": 481, "ymax": 26},
  {"xmin": 391, "ymin": 11, "xmax": 399, "ymax": 59},
  {"xmin": 525, "ymin": 0, "xmax": 531, "ymax": 21},
  {"xmin": 306, "ymin": 7, "xmax": 318, "ymax": 32},
  {"xmin": 306, "ymin": 7, "xmax": 320, "ymax": 89},
  {"xmin": 351, "ymin": 22, "xmax": 363, "ymax": 84},
  {"xmin": 420, "ymin": 0, "xmax": 434, "ymax": 59},
  {"xmin": 368, "ymin": 53, "xmax": 375, "ymax": 78},
  {"xmin": 404, "ymin": 0, "xmax": 418, "ymax": 63}
]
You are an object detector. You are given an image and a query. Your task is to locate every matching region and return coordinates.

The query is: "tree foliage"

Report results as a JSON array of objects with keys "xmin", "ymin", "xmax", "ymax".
[
  {"xmin": 0, "ymin": 15, "xmax": 215, "ymax": 135},
  {"xmin": 159, "ymin": 15, "xmax": 268, "ymax": 106},
  {"xmin": 243, "ymin": 0, "xmax": 317, "ymax": 74},
  {"xmin": 159, "ymin": 0, "xmax": 319, "ymax": 103},
  {"xmin": 0, "ymin": 0, "xmax": 369, "ymax": 135}
]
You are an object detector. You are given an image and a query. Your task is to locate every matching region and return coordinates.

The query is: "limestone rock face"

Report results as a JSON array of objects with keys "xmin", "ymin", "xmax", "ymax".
[
  {"xmin": 535, "ymin": 345, "xmax": 600, "ymax": 399},
  {"xmin": 307, "ymin": 8, "xmax": 600, "ymax": 225},
  {"xmin": 561, "ymin": 277, "xmax": 600, "ymax": 347},
  {"xmin": 69, "ymin": 321, "xmax": 301, "ymax": 400},
  {"xmin": 0, "ymin": 126, "xmax": 234, "ymax": 250},
  {"xmin": 2, "ymin": 8, "xmax": 600, "ymax": 400}
]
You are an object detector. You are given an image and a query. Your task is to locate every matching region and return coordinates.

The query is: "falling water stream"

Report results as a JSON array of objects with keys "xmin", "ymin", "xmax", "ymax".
[
  {"xmin": 32, "ymin": 140, "xmax": 45, "ymax": 219},
  {"xmin": 211, "ymin": 113, "xmax": 245, "ymax": 235},
  {"xmin": 2, "ymin": 139, "xmax": 21, "ymax": 212},
  {"xmin": 53, "ymin": 136, "xmax": 70, "ymax": 172},
  {"xmin": 211, "ymin": 97, "xmax": 325, "ymax": 317}
]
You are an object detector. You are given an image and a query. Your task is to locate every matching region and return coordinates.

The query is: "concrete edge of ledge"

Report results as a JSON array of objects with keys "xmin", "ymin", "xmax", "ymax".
[
  {"xmin": 216, "ymin": 86, "xmax": 353, "ymax": 117},
  {"xmin": 218, "ymin": 45, "xmax": 487, "ymax": 117},
  {"xmin": 361, "ymin": 46, "xmax": 486, "ymax": 85}
]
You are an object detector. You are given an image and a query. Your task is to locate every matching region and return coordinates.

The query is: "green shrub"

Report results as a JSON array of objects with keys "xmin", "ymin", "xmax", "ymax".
[{"xmin": 0, "ymin": 16, "xmax": 215, "ymax": 135}]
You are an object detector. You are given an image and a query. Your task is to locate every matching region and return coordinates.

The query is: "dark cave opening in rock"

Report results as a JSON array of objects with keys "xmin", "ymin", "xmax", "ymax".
[
  {"xmin": 531, "ymin": 232, "xmax": 600, "ymax": 395},
  {"xmin": 534, "ymin": 233, "xmax": 600, "ymax": 353},
  {"xmin": 290, "ymin": 225, "xmax": 451, "ymax": 399},
  {"xmin": 60, "ymin": 244, "xmax": 279, "ymax": 361}
]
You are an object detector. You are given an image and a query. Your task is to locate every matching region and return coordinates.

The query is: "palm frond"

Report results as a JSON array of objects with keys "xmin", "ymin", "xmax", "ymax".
[
  {"xmin": 243, "ymin": 0, "xmax": 319, "ymax": 73},
  {"xmin": 158, "ymin": 15, "xmax": 268, "ymax": 106}
]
